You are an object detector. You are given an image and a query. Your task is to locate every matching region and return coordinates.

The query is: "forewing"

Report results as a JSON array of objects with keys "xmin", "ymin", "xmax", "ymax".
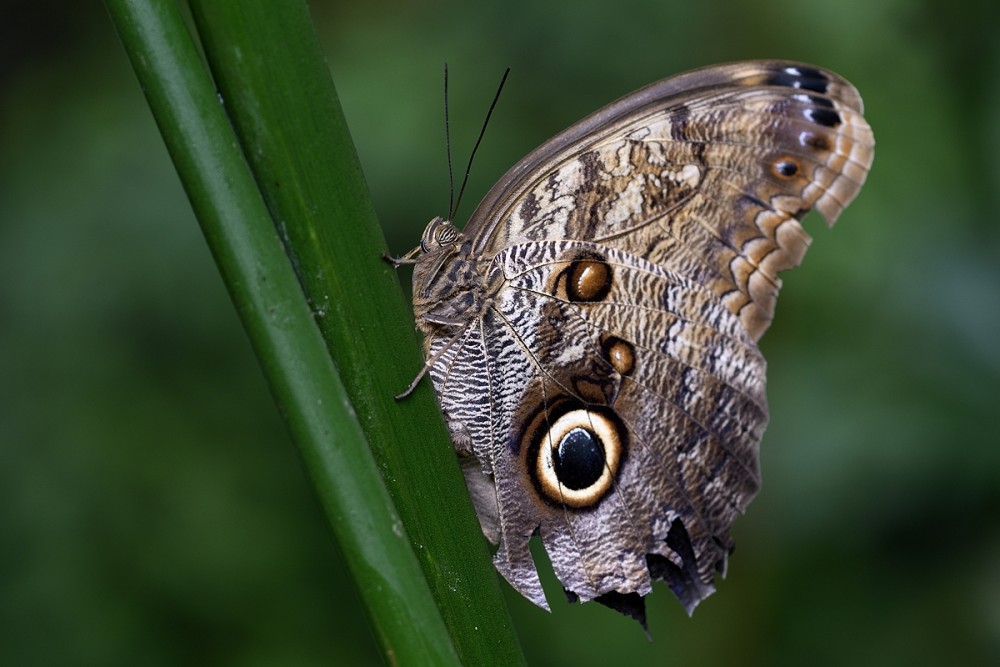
[{"xmin": 466, "ymin": 61, "xmax": 874, "ymax": 339}]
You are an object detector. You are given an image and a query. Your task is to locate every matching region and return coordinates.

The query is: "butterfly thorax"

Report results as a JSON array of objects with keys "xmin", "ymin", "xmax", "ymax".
[{"xmin": 411, "ymin": 217, "xmax": 491, "ymax": 334}]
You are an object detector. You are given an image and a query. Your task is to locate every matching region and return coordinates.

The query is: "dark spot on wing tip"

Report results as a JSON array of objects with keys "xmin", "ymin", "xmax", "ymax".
[
  {"xmin": 806, "ymin": 107, "xmax": 842, "ymax": 128},
  {"xmin": 767, "ymin": 64, "xmax": 830, "ymax": 94},
  {"xmin": 790, "ymin": 65, "xmax": 826, "ymax": 80},
  {"xmin": 806, "ymin": 93, "xmax": 835, "ymax": 109}
]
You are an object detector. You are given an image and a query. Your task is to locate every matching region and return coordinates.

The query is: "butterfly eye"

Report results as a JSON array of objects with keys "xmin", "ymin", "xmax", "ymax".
[
  {"xmin": 436, "ymin": 223, "xmax": 459, "ymax": 245},
  {"xmin": 418, "ymin": 216, "xmax": 460, "ymax": 252},
  {"xmin": 530, "ymin": 406, "xmax": 625, "ymax": 508}
]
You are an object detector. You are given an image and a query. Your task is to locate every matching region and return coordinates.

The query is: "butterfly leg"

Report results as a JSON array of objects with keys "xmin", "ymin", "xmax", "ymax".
[{"xmin": 382, "ymin": 245, "xmax": 421, "ymax": 268}]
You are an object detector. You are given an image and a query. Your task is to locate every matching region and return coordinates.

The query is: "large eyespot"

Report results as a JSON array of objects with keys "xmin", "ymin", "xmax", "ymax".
[
  {"xmin": 564, "ymin": 255, "xmax": 612, "ymax": 302},
  {"xmin": 528, "ymin": 405, "xmax": 626, "ymax": 508}
]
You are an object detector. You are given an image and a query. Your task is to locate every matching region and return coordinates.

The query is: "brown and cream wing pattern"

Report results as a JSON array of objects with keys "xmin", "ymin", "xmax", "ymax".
[
  {"xmin": 410, "ymin": 60, "xmax": 873, "ymax": 628},
  {"xmin": 466, "ymin": 60, "xmax": 874, "ymax": 338}
]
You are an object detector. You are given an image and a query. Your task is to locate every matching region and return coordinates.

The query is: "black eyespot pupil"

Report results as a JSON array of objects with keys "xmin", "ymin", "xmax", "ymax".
[
  {"xmin": 554, "ymin": 428, "xmax": 605, "ymax": 490},
  {"xmin": 777, "ymin": 161, "xmax": 797, "ymax": 176}
]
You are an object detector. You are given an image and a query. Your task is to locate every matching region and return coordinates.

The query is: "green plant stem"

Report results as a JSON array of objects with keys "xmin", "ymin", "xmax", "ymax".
[
  {"xmin": 184, "ymin": 2, "xmax": 526, "ymax": 665},
  {"xmin": 104, "ymin": 1, "xmax": 460, "ymax": 663}
]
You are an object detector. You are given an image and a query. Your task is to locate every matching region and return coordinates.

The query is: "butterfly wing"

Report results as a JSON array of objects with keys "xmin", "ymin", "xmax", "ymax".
[
  {"xmin": 414, "ymin": 61, "xmax": 873, "ymax": 624},
  {"xmin": 465, "ymin": 60, "xmax": 874, "ymax": 338}
]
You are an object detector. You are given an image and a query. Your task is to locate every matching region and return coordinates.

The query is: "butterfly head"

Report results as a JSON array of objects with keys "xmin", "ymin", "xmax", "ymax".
[
  {"xmin": 412, "ymin": 216, "xmax": 486, "ymax": 331},
  {"xmin": 419, "ymin": 216, "xmax": 461, "ymax": 253}
]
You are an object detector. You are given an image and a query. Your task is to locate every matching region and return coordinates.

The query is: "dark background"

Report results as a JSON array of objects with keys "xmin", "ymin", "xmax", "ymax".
[{"xmin": 2, "ymin": 1, "xmax": 997, "ymax": 664}]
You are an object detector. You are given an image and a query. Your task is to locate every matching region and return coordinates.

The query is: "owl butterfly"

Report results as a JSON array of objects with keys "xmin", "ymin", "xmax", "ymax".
[{"xmin": 404, "ymin": 61, "xmax": 873, "ymax": 629}]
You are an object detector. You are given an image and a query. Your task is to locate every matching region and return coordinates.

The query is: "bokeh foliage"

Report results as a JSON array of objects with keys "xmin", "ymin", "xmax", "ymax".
[{"xmin": 2, "ymin": 0, "xmax": 998, "ymax": 665}]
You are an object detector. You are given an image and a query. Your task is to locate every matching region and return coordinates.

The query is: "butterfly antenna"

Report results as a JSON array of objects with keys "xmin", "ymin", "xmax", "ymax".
[
  {"xmin": 444, "ymin": 63, "xmax": 456, "ymax": 219},
  {"xmin": 450, "ymin": 67, "xmax": 511, "ymax": 221}
]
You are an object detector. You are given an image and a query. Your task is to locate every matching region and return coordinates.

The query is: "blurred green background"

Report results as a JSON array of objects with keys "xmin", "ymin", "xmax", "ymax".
[{"xmin": 3, "ymin": 0, "xmax": 998, "ymax": 665}]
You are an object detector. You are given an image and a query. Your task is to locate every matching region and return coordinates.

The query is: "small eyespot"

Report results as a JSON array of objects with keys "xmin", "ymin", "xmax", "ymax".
[
  {"xmin": 799, "ymin": 132, "xmax": 830, "ymax": 151},
  {"xmin": 601, "ymin": 336, "xmax": 635, "ymax": 376},
  {"xmin": 773, "ymin": 159, "xmax": 799, "ymax": 178},
  {"xmin": 565, "ymin": 256, "xmax": 612, "ymax": 302}
]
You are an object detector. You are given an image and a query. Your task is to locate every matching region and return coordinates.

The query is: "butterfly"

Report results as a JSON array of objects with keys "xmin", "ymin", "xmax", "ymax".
[{"xmin": 400, "ymin": 61, "xmax": 874, "ymax": 629}]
